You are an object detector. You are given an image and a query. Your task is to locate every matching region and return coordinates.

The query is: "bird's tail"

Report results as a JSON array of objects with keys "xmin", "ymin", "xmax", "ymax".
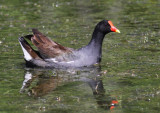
[{"xmin": 18, "ymin": 37, "xmax": 43, "ymax": 63}]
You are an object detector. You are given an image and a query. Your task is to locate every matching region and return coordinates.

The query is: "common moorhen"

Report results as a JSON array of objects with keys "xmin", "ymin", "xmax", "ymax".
[{"xmin": 19, "ymin": 20, "xmax": 120, "ymax": 68}]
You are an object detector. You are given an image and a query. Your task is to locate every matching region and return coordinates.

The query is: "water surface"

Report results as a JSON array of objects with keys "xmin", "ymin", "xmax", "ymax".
[{"xmin": 0, "ymin": 0, "xmax": 160, "ymax": 113}]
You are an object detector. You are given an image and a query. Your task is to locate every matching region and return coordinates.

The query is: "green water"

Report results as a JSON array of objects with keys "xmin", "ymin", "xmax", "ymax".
[{"xmin": 0, "ymin": 0, "xmax": 160, "ymax": 113}]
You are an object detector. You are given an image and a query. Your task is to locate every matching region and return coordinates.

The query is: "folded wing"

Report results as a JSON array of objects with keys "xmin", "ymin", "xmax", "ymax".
[{"xmin": 25, "ymin": 29, "xmax": 72, "ymax": 59}]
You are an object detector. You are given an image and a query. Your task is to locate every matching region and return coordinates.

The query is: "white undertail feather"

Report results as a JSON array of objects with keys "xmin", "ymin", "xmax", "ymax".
[{"xmin": 19, "ymin": 41, "xmax": 32, "ymax": 61}]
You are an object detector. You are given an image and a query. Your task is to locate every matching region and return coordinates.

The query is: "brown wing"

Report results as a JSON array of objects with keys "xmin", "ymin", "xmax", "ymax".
[{"xmin": 26, "ymin": 29, "xmax": 72, "ymax": 59}]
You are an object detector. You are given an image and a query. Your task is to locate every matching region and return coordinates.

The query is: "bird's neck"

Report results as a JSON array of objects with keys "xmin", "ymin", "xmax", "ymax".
[
  {"xmin": 88, "ymin": 30, "xmax": 105, "ymax": 48},
  {"xmin": 82, "ymin": 29, "xmax": 106, "ymax": 62}
]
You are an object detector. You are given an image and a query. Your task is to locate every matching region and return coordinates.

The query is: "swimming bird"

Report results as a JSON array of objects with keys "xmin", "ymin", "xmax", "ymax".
[{"xmin": 19, "ymin": 20, "xmax": 120, "ymax": 68}]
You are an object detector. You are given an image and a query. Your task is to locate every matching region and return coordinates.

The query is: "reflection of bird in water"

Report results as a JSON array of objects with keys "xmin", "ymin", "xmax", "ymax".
[
  {"xmin": 29, "ymin": 76, "xmax": 61, "ymax": 97},
  {"xmin": 87, "ymin": 76, "xmax": 118, "ymax": 110},
  {"xmin": 20, "ymin": 70, "xmax": 62, "ymax": 97},
  {"xmin": 20, "ymin": 68, "xmax": 118, "ymax": 110}
]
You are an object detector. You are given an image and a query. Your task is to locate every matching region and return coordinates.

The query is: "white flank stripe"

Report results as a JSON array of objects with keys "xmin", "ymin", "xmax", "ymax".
[
  {"xmin": 66, "ymin": 61, "xmax": 74, "ymax": 63},
  {"xmin": 49, "ymin": 58, "xmax": 58, "ymax": 62},
  {"xmin": 47, "ymin": 58, "xmax": 74, "ymax": 64}
]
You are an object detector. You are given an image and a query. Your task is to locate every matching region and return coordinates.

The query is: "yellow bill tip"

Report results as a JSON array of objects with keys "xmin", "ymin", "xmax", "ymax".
[{"xmin": 116, "ymin": 29, "xmax": 120, "ymax": 33}]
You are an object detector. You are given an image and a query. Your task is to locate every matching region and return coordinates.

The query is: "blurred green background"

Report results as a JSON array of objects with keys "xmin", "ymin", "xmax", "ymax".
[{"xmin": 0, "ymin": 0, "xmax": 160, "ymax": 113}]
